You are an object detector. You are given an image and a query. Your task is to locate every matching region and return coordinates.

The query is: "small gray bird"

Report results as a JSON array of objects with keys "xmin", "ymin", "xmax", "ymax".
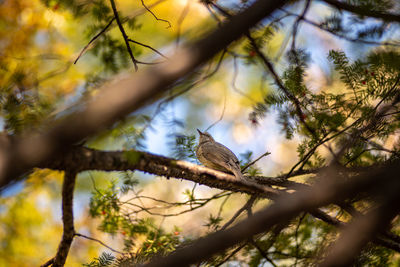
[{"xmin": 196, "ymin": 129, "xmax": 244, "ymax": 181}]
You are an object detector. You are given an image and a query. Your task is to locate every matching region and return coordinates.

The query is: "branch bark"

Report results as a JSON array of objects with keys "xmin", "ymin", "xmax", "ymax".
[
  {"xmin": 39, "ymin": 146, "xmax": 281, "ymax": 198},
  {"xmin": 52, "ymin": 171, "xmax": 77, "ymax": 266}
]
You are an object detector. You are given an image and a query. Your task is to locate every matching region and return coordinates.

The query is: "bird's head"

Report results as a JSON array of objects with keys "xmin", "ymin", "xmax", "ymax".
[{"xmin": 197, "ymin": 129, "xmax": 215, "ymax": 143}]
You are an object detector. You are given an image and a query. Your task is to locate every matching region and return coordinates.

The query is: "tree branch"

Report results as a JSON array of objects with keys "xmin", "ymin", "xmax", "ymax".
[
  {"xmin": 320, "ymin": 199, "xmax": 400, "ymax": 266},
  {"xmin": 281, "ymin": 9, "xmax": 400, "ymax": 47},
  {"xmin": 39, "ymin": 146, "xmax": 280, "ymax": 198},
  {"xmin": 40, "ymin": 258, "xmax": 54, "ymax": 267},
  {"xmin": 221, "ymin": 195, "xmax": 257, "ymax": 230},
  {"xmin": 250, "ymin": 239, "xmax": 278, "ymax": 267},
  {"xmin": 241, "ymin": 151, "xmax": 271, "ymax": 173},
  {"xmin": 74, "ymin": 232, "xmax": 126, "ymax": 255},
  {"xmin": 36, "ymin": 146, "xmax": 400, "ymax": 253},
  {"xmin": 74, "ymin": 18, "xmax": 115, "ymax": 64},
  {"xmin": 141, "ymin": 159, "xmax": 400, "ymax": 267},
  {"xmin": 323, "ymin": 0, "xmax": 400, "ymax": 23},
  {"xmin": 208, "ymin": 1, "xmax": 317, "ymax": 137},
  {"xmin": 109, "ymin": 0, "xmax": 138, "ymax": 71},
  {"xmin": 52, "ymin": 171, "xmax": 77, "ymax": 266},
  {"xmin": 128, "ymin": 38, "xmax": 168, "ymax": 59},
  {"xmin": 140, "ymin": 0, "xmax": 171, "ymax": 28}
]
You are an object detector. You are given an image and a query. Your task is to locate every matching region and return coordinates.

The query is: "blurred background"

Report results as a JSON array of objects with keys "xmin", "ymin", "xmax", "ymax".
[{"xmin": 0, "ymin": 0, "xmax": 399, "ymax": 265}]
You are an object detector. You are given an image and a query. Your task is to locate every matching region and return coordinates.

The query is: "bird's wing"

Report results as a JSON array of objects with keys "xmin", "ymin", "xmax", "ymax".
[
  {"xmin": 200, "ymin": 142, "xmax": 244, "ymax": 180},
  {"xmin": 201, "ymin": 142, "xmax": 240, "ymax": 168}
]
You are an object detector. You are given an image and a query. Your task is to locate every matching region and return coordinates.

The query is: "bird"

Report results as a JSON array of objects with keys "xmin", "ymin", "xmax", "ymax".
[{"xmin": 196, "ymin": 129, "xmax": 245, "ymax": 181}]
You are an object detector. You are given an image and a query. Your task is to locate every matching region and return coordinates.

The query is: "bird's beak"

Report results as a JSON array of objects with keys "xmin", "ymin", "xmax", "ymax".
[{"xmin": 197, "ymin": 129, "xmax": 202, "ymax": 135}]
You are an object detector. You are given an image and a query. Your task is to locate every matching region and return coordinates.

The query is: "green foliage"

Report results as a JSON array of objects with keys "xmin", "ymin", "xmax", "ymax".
[
  {"xmin": 120, "ymin": 171, "xmax": 139, "ymax": 194},
  {"xmin": 352, "ymin": 244, "xmax": 394, "ymax": 267},
  {"xmin": 0, "ymin": 90, "xmax": 52, "ymax": 134},
  {"xmin": 134, "ymin": 226, "xmax": 181, "ymax": 262},
  {"xmin": 43, "ymin": 0, "xmax": 143, "ymax": 73},
  {"xmin": 113, "ymin": 220, "xmax": 184, "ymax": 265},
  {"xmin": 356, "ymin": 23, "xmax": 386, "ymax": 39},
  {"xmin": 182, "ymin": 188, "xmax": 196, "ymax": 202},
  {"xmin": 91, "ymin": 0, "xmax": 112, "ymax": 21},
  {"xmin": 249, "ymin": 48, "xmax": 400, "ymax": 169},
  {"xmin": 245, "ymin": 214, "xmax": 337, "ymax": 267},
  {"xmin": 320, "ymin": 14, "xmax": 345, "ymax": 33},
  {"xmin": 171, "ymin": 133, "xmax": 197, "ymax": 161},
  {"xmin": 204, "ymin": 213, "xmax": 223, "ymax": 231},
  {"xmin": 109, "ymin": 115, "xmax": 151, "ymax": 150},
  {"xmin": 249, "ymin": 49, "xmax": 310, "ymax": 140},
  {"xmin": 243, "ymin": 21, "xmax": 282, "ymax": 63},
  {"xmin": 283, "ymin": 49, "xmax": 310, "ymax": 96},
  {"xmin": 88, "ymin": 177, "xmax": 188, "ymax": 265},
  {"xmin": 247, "ymin": 47, "xmax": 400, "ymax": 266},
  {"xmin": 239, "ymin": 151, "xmax": 263, "ymax": 176},
  {"xmin": 83, "ymin": 252, "xmax": 115, "ymax": 267},
  {"xmin": 347, "ymin": 0, "xmax": 394, "ymax": 13},
  {"xmin": 90, "ymin": 180, "xmax": 121, "ymax": 234}
]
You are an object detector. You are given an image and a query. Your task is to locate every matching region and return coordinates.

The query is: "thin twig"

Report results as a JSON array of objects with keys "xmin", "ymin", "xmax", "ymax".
[
  {"xmin": 176, "ymin": 1, "xmax": 191, "ymax": 47},
  {"xmin": 221, "ymin": 195, "xmax": 256, "ymax": 230},
  {"xmin": 294, "ymin": 213, "xmax": 306, "ymax": 266},
  {"xmin": 304, "ymin": 18, "xmax": 400, "ymax": 47},
  {"xmin": 214, "ymin": 243, "xmax": 247, "ymax": 267},
  {"xmin": 280, "ymin": 8, "xmax": 400, "ymax": 47},
  {"xmin": 231, "ymin": 54, "xmax": 257, "ymax": 102},
  {"xmin": 291, "ymin": 0, "xmax": 311, "ymax": 50},
  {"xmin": 141, "ymin": 0, "xmax": 171, "ymax": 28},
  {"xmin": 250, "ymin": 239, "xmax": 278, "ymax": 267},
  {"xmin": 75, "ymin": 0, "xmax": 171, "ymax": 64},
  {"xmin": 136, "ymin": 49, "xmax": 227, "ymax": 141},
  {"xmin": 110, "ymin": 0, "xmax": 138, "ymax": 71},
  {"xmin": 241, "ymin": 151, "xmax": 271, "ymax": 173},
  {"xmin": 75, "ymin": 232, "xmax": 126, "ymax": 255},
  {"xmin": 208, "ymin": 1, "xmax": 317, "ymax": 137},
  {"xmin": 205, "ymin": 87, "xmax": 226, "ymax": 132},
  {"xmin": 128, "ymin": 38, "xmax": 168, "ymax": 58},
  {"xmin": 74, "ymin": 18, "xmax": 115, "ymax": 64},
  {"xmin": 246, "ymin": 34, "xmax": 316, "ymax": 137},
  {"xmin": 190, "ymin": 183, "xmax": 197, "ymax": 209},
  {"xmin": 122, "ymin": 192, "xmax": 232, "ymax": 217}
]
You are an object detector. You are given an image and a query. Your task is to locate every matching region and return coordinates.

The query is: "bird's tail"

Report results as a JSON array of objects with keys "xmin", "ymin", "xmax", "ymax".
[{"xmin": 228, "ymin": 164, "xmax": 245, "ymax": 181}]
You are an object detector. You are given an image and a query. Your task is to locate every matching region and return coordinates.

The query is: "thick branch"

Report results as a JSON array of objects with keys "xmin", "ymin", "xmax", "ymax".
[
  {"xmin": 321, "ymin": 200, "xmax": 400, "ymax": 267},
  {"xmin": 0, "ymin": 0, "xmax": 290, "ymax": 191},
  {"xmin": 37, "ymin": 146, "xmax": 400, "ymax": 253},
  {"xmin": 39, "ymin": 147, "xmax": 280, "ymax": 198},
  {"xmin": 142, "ymin": 160, "xmax": 400, "ymax": 267},
  {"xmin": 52, "ymin": 171, "xmax": 77, "ymax": 266},
  {"xmin": 323, "ymin": 0, "xmax": 400, "ymax": 23}
]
